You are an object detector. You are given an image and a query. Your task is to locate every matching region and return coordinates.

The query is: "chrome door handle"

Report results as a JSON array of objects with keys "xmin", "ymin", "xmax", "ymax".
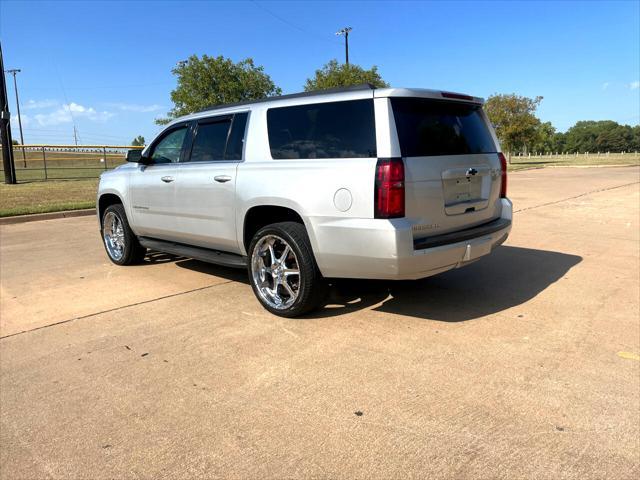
[
  {"xmin": 161, "ymin": 176, "xmax": 174, "ymax": 183},
  {"xmin": 214, "ymin": 175, "xmax": 232, "ymax": 183}
]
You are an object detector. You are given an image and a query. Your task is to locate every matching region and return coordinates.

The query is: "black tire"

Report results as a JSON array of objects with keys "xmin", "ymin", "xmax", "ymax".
[
  {"xmin": 101, "ymin": 204, "xmax": 146, "ymax": 266},
  {"xmin": 248, "ymin": 221, "xmax": 327, "ymax": 317}
]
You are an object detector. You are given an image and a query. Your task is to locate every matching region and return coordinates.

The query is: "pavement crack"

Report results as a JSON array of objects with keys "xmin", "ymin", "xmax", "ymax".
[
  {"xmin": 0, "ymin": 281, "xmax": 234, "ymax": 340},
  {"xmin": 514, "ymin": 181, "xmax": 639, "ymax": 213}
]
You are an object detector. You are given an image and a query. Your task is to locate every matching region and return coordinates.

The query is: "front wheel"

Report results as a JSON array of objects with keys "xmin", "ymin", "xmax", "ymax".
[
  {"xmin": 102, "ymin": 204, "xmax": 146, "ymax": 265},
  {"xmin": 248, "ymin": 222, "xmax": 327, "ymax": 317}
]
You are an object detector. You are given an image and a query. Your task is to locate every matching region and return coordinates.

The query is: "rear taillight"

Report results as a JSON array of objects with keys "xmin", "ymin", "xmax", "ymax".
[
  {"xmin": 498, "ymin": 152, "xmax": 508, "ymax": 198},
  {"xmin": 374, "ymin": 157, "xmax": 405, "ymax": 218}
]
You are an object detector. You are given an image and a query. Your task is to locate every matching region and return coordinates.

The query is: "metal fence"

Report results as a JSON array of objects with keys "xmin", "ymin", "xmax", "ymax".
[{"xmin": 4, "ymin": 144, "xmax": 144, "ymax": 182}]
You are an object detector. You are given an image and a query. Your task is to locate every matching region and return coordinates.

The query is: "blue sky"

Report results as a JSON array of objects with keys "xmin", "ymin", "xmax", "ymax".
[{"xmin": 1, "ymin": 0, "xmax": 638, "ymax": 145}]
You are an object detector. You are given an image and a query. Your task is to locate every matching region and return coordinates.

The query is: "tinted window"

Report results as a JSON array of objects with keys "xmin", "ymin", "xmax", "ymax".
[
  {"xmin": 267, "ymin": 99, "xmax": 376, "ymax": 159},
  {"xmin": 151, "ymin": 127, "xmax": 187, "ymax": 163},
  {"xmin": 225, "ymin": 112, "xmax": 248, "ymax": 160},
  {"xmin": 189, "ymin": 120, "xmax": 231, "ymax": 162},
  {"xmin": 391, "ymin": 98, "xmax": 496, "ymax": 157},
  {"xmin": 187, "ymin": 112, "xmax": 248, "ymax": 162}
]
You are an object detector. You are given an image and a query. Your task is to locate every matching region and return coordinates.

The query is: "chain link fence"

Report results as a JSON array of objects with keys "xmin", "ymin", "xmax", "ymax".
[{"xmin": 5, "ymin": 144, "xmax": 144, "ymax": 182}]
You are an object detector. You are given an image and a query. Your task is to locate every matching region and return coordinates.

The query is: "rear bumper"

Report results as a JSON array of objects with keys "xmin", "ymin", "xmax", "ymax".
[{"xmin": 310, "ymin": 198, "xmax": 512, "ymax": 280}]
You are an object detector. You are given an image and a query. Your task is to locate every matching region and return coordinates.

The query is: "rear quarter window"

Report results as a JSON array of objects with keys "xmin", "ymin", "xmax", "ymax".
[
  {"xmin": 391, "ymin": 98, "xmax": 496, "ymax": 157},
  {"xmin": 267, "ymin": 99, "xmax": 376, "ymax": 159}
]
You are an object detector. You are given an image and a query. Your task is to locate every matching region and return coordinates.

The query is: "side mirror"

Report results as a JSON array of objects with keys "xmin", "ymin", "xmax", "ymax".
[{"xmin": 126, "ymin": 149, "xmax": 143, "ymax": 163}]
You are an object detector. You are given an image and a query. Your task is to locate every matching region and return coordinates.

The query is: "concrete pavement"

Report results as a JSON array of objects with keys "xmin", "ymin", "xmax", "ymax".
[{"xmin": 1, "ymin": 166, "xmax": 638, "ymax": 479}]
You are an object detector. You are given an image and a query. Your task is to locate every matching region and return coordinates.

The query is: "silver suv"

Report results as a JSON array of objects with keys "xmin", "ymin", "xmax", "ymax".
[{"xmin": 97, "ymin": 84, "xmax": 512, "ymax": 317}]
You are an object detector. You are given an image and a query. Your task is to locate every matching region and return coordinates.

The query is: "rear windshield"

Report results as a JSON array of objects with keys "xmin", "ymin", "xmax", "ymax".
[
  {"xmin": 267, "ymin": 99, "xmax": 376, "ymax": 159},
  {"xmin": 391, "ymin": 98, "xmax": 496, "ymax": 157}
]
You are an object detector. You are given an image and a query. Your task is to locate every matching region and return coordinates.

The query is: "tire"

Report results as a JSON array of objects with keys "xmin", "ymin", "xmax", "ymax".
[
  {"xmin": 248, "ymin": 221, "xmax": 327, "ymax": 317},
  {"xmin": 101, "ymin": 204, "xmax": 146, "ymax": 266}
]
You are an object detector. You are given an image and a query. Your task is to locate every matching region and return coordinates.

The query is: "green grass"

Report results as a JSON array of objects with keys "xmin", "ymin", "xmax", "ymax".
[
  {"xmin": 507, "ymin": 153, "xmax": 639, "ymax": 171},
  {"xmin": 0, "ymin": 179, "xmax": 98, "ymax": 217}
]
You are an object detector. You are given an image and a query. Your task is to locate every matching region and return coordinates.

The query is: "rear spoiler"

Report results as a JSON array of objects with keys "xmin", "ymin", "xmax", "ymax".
[{"xmin": 374, "ymin": 88, "xmax": 484, "ymax": 104}]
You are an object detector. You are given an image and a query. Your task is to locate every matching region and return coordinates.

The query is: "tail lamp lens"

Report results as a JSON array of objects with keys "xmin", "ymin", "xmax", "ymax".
[
  {"xmin": 375, "ymin": 157, "xmax": 405, "ymax": 218},
  {"xmin": 498, "ymin": 152, "xmax": 508, "ymax": 198}
]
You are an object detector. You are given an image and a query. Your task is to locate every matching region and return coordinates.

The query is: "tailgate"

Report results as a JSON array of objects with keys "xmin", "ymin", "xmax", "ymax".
[
  {"xmin": 405, "ymin": 153, "xmax": 502, "ymax": 239},
  {"xmin": 389, "ymin": 97, "xmax": 504, "ymax": 240}
]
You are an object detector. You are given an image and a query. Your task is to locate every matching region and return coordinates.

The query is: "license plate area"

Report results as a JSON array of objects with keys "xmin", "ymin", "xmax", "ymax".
[{"xmin": 441, "ymin": 166, "xmax": 491, "ymax": 215}]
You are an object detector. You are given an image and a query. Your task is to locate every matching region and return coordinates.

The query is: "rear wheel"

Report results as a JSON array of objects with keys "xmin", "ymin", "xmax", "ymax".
[
  {"xmin": 248, "ymin": 222, "xmax": 327, "ymax": 317},
  {"xmin": 102, "ymin": 204, "xmax": 146, "ymax": 265}
]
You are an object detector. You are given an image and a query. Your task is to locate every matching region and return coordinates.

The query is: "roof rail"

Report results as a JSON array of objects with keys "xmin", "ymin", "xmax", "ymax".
[{"xmin": 195, "ymin": 83, "xmax": 376, "ymax": 114}]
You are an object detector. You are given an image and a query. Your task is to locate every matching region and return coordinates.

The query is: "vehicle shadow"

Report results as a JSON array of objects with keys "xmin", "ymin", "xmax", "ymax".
[
  {"xmin": 161, "ymin": 245, "xmax": 582, "ymax": 323},
  {"xmin": 307, "ymin": 245, "xmax": 582, "ymax": 322},
  {"xmin": 172, "ymin": 257, "xmax": 250, "ymax": 284}
]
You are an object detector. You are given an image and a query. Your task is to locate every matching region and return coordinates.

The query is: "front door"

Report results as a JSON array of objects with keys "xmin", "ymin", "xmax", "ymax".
[
  {"xmin": 173, "ymin": 112, "xmax": 248, "ymax": 253},
  {"xmin": 129, "ymin": 124, "xmax": 190, "ymax": 241}
]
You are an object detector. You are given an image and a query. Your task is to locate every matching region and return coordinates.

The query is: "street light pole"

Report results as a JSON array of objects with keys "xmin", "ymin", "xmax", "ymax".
[
  {"xmin": 336, "ymin": 27, "xmax": 352, "ymax": 65},
  {"xmin": 5, "ymin": 69, "xmax": 26, "ymax": 167}
]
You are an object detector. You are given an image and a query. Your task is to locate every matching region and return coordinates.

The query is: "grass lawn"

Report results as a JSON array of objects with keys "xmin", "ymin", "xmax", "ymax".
[
  {"xmin": 0, "ymin": 179, "xmax": 98, "ymax": 217},
  {"xmin": 507, "ymin": 153, "xmax": 639, "ymax": 171}
]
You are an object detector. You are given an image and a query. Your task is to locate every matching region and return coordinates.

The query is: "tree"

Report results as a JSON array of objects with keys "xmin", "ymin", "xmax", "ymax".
[
  {"xmin": 560, "ymin": 120, "xmax": 638, "ymax": 153},
  {"xmin": 131, "ymin": 135, "xmax": 145, "ymax": 146},
  {"xmin": 11, "ymin": 139, "xmax": 19, "ymax": 145},
  {"xmin": 156, "ymin": 55, "xmax": 282, "ymax": 125},
  {"xmin": 484, "ymin": 94, "xmax": 543, "ymax": 156},
  {"xmin": 304, "ymin": 59, "xmax": 389, "ymax": 92},
  {"xmin": 532, "ymin": 121, "xmax": 556, "ymax": 153}
]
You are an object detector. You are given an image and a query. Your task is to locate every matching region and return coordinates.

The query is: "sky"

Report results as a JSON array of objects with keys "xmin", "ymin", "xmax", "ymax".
[{"xmin": 1, "ymin": 0, "xmax": 638, "ymax": 145}]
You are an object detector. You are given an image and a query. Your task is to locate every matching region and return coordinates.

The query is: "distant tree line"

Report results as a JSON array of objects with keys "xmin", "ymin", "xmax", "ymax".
[
  {"xmin": 155, "ymin": 55, "xmax": 639, "ymax": 154},
  {"xmin": 485, "ymin": 94, "xmax": 639, "ymax": 155}
]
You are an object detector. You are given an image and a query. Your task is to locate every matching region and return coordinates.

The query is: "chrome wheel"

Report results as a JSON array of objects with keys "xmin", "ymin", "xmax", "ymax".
[
  {"xmin": 103, "ymin": 211, "xmax": 125, "ymax": 261},
  {"xmin": 251, "ymin": 234, "xmax": 301, "ymax": 310}
]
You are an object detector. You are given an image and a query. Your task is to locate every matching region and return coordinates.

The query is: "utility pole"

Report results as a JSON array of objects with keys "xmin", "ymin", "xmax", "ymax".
[
  {"xmin": 0, "ymin": 42, "xmax": 16, "ymax": 184},
  {"xmin": 73, "ymin": 126, "xmax": 78, "ymax": 146},
  {"xmin": 336, "ymin": 27, "xmax": 352, "ymax": 65},
  {"xmin": 5, "ymin": 68, "xmax": 26, "ymax": 167}
]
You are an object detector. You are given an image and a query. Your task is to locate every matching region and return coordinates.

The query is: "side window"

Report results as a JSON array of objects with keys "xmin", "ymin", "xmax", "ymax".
[
  {"xmin": 189, "ymin": 119, "xmax": 231, "ymax": 162},
  {"xmin": 266, "ymin": 99, "xmax": 376, "ymax": 159},
  {"xmin": 150, "ymin": 127, "xmax": 188, "ymax": 164},
  {"xmin": 187, "ymin": 112, "xmax": 248, "ymax": 162},
  {"xmin": 225, "ymin": 113, "xmax": 248, "ymax": 160}
]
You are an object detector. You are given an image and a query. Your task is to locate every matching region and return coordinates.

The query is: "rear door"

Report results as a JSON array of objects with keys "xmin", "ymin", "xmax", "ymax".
[
  {"xmin": 390, "ymin": 97, "xmax": 503, "ymax": 239},
  {"xmin": 172, "ymin": 112, "xmax": 248, "ymax": 253},
  {"xmin": 129, "ymin": 123, "xmax": 189, "ymax": 241}
]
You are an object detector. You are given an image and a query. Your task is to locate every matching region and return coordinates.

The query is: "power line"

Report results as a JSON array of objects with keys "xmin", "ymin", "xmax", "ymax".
[
  {"xmin": 53, "ymin": 65, "xmax": 82, "ymax": 144},
  {"xmin": 250, "ymin": 0, "xmax": 343, "ymax": 46},
  {"xmin": 24, "ymin": 81, "xmax": 175, "ymax": 91}
]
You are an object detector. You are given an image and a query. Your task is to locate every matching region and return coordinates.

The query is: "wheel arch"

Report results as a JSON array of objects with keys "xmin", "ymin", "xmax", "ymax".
[
  {"xmin": 98, "ymin": 193, "xmax": 124, "ymax": 226},
  {"xmin": 242, "ymin": 205, "xmax": 308, "ymax": 254}
]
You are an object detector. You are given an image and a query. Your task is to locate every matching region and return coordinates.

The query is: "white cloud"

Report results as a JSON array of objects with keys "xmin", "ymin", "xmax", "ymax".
[
  {"xmin": 22, "ymin": 99, "xmax": 59, "ymax": 110},
  {"xmin": 33, "ymin": 102, "xmax": 114, "ymax": 126},
  {"xmin": 10, "ymin": 113, "xmax": 30, "ymax": 127},
  {"xmin": 104, "ymin": 102, "xmax": 164, "ymax": 113},
  {"xmin": 630, "ymin": 81, "xmax": 640, "ymax": 90},
  {"xmin": 601, "ymin": 82, "xmax": 610, "ymax": 90}
]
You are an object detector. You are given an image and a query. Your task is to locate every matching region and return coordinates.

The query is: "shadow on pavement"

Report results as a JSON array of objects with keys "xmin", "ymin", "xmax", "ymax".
[
  {"xmin": 309, "ymin": 246, "xmax": 582, "ymax": 321},
  {"xmin": 158, "ymin": 245, "xmax": 582, "ymax": 323},
  {"xmin": 172, "ymin": 257, "xmax": 249, "ymax": 283}
]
